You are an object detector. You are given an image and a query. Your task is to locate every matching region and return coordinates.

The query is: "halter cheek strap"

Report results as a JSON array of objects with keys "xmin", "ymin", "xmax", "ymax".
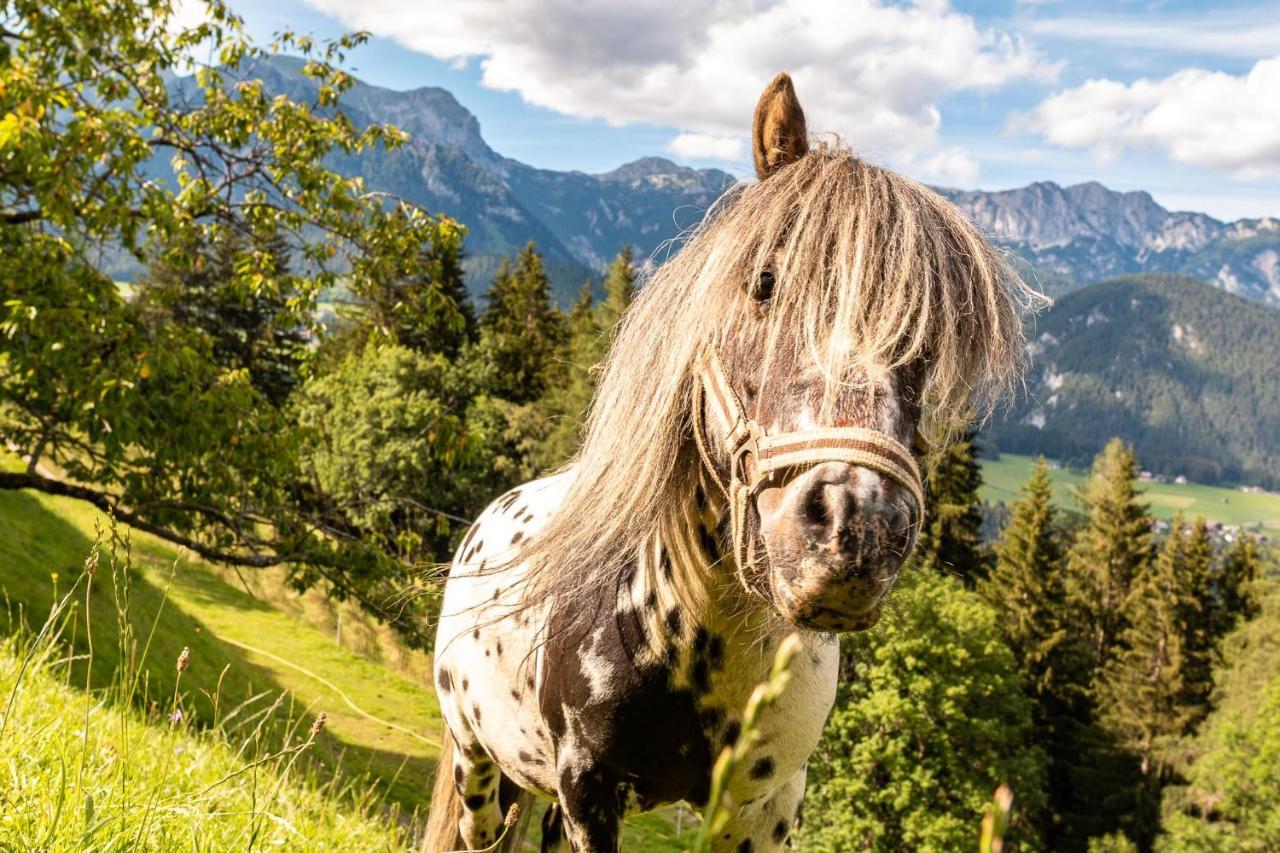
[{"xmin": 692, "ymin": 346, "xmax": 927, "ymax": 591}]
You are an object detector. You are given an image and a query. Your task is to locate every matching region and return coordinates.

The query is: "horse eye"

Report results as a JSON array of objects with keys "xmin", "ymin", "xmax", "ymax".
[{"xmin": 751, "ymin": 268, "xmax": 776, "ymax": 303}]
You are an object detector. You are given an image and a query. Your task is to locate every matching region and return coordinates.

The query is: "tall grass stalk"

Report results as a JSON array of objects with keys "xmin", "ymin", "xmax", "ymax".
[{"xmin": 693, "ymin": 633, "xmax": 803, "ymax": 852}]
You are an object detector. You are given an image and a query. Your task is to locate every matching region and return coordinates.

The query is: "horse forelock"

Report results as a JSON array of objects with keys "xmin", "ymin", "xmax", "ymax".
[{"xmin": 512, "ymin": 142, "xmax": 1044, "ymax": 615}]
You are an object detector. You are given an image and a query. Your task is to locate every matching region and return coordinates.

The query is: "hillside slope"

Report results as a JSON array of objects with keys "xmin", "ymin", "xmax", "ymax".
[
  {"xmin": 0, "ymin": 461, "xmax": 444, "ymax": 813},
  {"xmin": 987, "ymin": 274, "xmax": 1280, "ymax": 488},
  {"xmin": 0, "ymin": 634, "xmax": 408, "ymax": 849}
]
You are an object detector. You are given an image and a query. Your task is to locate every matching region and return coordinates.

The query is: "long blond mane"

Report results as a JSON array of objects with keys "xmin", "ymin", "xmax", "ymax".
[{"xmin": 515, "ymin": 143, "xmax": 1043, "ymax": 610}]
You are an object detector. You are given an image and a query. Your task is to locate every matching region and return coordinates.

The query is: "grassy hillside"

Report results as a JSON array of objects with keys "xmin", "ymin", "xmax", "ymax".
[
  {"xmin": 989, "ymin": 273, "xmax": 1280, "ymax": 489},
  {"xmin": 0, "ymin": 459, "xmax": 444, "ymax": 815},
  {"xmin": 981, "ymin": 453, "xmax": 1280, "ymax": 537},
  {"xmin": 0, "ymin": 630, "xmax": 408, "ymax": 849}
]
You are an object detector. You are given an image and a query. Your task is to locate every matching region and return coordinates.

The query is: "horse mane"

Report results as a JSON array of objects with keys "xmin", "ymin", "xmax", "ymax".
[{"xmin": 514, "ymin": 143, "xmax": 1044, "ymax": 611}]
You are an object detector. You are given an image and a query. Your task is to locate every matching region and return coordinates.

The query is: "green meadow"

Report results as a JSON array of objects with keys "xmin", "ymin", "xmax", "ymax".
[{"xmin": 980, "ymin": 452, "xmax": 1280, "ymax": 536}]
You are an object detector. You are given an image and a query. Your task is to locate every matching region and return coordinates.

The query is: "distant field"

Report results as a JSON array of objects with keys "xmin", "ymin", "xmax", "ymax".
[{"xmin": 980, "ymin": 453, "xmax": 1280, "ymax": 536}]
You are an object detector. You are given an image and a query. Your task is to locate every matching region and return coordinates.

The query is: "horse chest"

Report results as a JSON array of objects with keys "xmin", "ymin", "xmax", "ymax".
[{"xmin": 539, "ymin": 579, "xmax": 840, "ymax": 816}]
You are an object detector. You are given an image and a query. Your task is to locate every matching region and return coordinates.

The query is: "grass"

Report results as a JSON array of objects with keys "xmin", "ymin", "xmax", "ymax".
[
  {"xmin": 0, "ymin": 534, "xmax": 410, "ymax": 850},
  {"xmin": 0, "ymin": 456, "xmax": 443, "ymax": 816},
  {"xmin": 980, "ymin": 453, "xmax": 1280, "ymax": 536}
]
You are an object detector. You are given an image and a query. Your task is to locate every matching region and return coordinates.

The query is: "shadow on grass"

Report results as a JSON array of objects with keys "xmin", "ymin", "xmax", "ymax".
[{"xmin": 0, "ymin": 488, "xmax": 437, "ymax": 814}]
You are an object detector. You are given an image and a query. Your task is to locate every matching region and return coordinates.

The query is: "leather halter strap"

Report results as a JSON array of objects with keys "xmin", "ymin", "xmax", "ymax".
[{"xmin": 692, "ymin": 345, "xmax": 927, "ymax": 587}]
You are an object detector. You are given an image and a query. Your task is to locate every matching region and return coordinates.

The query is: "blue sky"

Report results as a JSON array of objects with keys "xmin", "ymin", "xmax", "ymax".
[{"xmin": 225, "ymin": 0, "xmax": 1278, "ymax": 221}]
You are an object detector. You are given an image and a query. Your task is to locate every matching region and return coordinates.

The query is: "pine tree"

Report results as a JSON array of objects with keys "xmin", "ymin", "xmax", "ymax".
[
  {"xmin": 1214, "ymin": 532, "xmax": 1262, "ymax": 641},
  {"xmin": 1094, "ymin": 515, "xmax": 1200, "ymax": 843},
  {"xmin": 1178, "ymin": 517, "xmax": 1216, "ymax": 724},
  {"xmin": 984, "ymin": 457, "xmax": 1079, "ymax": 701},
  {"xmin": 917, "ymin": 428, "xmax": 987, "ymax": 582},
  {"xmin": 527, "ymin": 283, "xmax": 601, "ymax": 471},
  {"xmin": 594, "ymin": 246, "xmax": 636, "ymax": 335},
  {"xmin": 521, "ymin": 247, "xmax": 638, "ymax": 472},
  {"xmin": 139, "ymin": 228, "xmax": 307, "ymax": 406},
  {"xmin": 477, "ymin": 242, "xmax": 567, "ymax": 404},
  {"xmin": 1066, "ymin": 439, "xmax": 1153, "ymax": 672},
  {"xmin": 982, "ymin": 457, "xmax": 1092, "ymax": 844},
  {"xmin": 356, "ymin": 224, "xmax": 475, "ymax": 357}
]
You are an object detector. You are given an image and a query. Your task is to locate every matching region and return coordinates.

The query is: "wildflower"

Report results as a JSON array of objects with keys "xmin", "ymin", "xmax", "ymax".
[
  {"xmin": 168, "ymin": 708, "xmax": 185, "ymax": 725},
  {"xmin": 50, "ymin": 572, "xmax": 59, "ymax": 584},
  {"xmin": 176, "ymin": 646, "xmax": 190, "ymax": 673}
]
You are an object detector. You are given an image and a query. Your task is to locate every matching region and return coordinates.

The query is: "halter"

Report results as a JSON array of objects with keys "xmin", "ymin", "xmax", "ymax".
[{"xmin": 691, "ymin": 345, "xmax": 927, "ymax": 590}]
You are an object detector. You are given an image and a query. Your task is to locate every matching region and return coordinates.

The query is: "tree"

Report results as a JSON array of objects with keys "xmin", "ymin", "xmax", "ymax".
[
  {"xmin": 595, "ymin": 246, "xmax": 636, "ymax": 334},
  {"xmin": 523, "ymin": 283, "xmax": 599, "ymax": 473},
  {"xmin": 982, "ymin": 458, "xmax": 1091, "ymax": 844},
  {"xmin": 1213, "ymin": 533, "xmax": 1263, "ymax": 641},
  {"xmin": 1159, "ymin": 580, "xmax": 1280, "ymax": 851},
  {"xmin": 343, "ymin": 212, "xmax": 475, "ymax": 358},
  {"xmin": 294, "ymin": 342, "xmax": 511, "ymax": 564},
  {"xmin": 476, "ymin": 242, "xmax": 567, "ymax": 404},
  {"xmin": 984, "ymin": 458, "xmax": 1079, "ymax": 701},
  {"xmin": 527, "ymin": 247, "xmax": 639, "ymax": 473},
  {"xmin": 0, "ymin": 0, "xmax": 468, "ymax": 635},
  {"xmin": 803, "ymin": 566, "xmax": 1047, "ymax": 852},
  {"xmin": 138, "ymin": 227, "xmax": 308, "ymax": 406},
  {"xmin": 1177, "ymin": 518, "xmax": 1216, "ymax": 725},
  {"xmin": 1066, "ymin": 439, "xmax": 1153, "ymax": 671},
  {"xmin": 1093, "ymin": 516, "xmax": 1200, "ymax": 844},
  {"xmin": 916, "ymin": 428, "xmax": 987, "ymax": 583}
]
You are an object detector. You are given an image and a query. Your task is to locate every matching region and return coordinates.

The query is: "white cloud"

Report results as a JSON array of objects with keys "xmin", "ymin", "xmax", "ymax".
[
  {"xmin": 667, "ymin": 133, "xmax": 745, "ymax": 163},
  {"xmin": 1015, "ymin": 56, "xmax": 1280, "ymax": 178},
  {"xmin": 303, "ymin": 0, "xmax": 1055, "ymax": 164},
  {"xmin": 914, "ymin": 146, "xmax": 980, "ymax": 186},
  {"xmin": 1024, "ymin": 14, "xmax": 1280, "ymax": 59}
]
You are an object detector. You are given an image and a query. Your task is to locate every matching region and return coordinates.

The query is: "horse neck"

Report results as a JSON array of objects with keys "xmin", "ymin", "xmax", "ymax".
[{"xmin": 635, "ymin": 471, "xmax": 776, "ymax": 651}]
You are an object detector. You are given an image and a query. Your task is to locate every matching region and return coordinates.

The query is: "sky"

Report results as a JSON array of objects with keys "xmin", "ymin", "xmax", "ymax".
[{"xmin": 217, "ymin": 0, "xmax": 1278, "ymax": 221}]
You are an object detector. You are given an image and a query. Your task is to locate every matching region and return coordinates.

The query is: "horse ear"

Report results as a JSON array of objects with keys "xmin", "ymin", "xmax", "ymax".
[{"xmin": 752, "ymin": 72, "xmax": 809, "ymax": 180}]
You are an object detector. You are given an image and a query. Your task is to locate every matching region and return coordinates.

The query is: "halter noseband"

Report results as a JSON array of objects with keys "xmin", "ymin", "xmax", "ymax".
[{"xmin": 691, "ymin": 345, "xmax": 927, "ymax": 590}]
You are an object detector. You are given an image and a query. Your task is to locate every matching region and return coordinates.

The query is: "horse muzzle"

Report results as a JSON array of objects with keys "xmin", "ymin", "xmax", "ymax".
[{"xmin": 756, "ymin": 461, "xmax": 917, "ymax": 631}]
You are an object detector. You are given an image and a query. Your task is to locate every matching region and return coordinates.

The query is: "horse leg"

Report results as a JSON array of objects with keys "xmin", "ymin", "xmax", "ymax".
[
  {"xmin": 448, "ymin": 730, "xmax": 508, "ymax": 850},
  {"xmin": 540, "ymin": 802, "xmax": 570, "ymax": 852},
  {"xmin": 555, "ymin": 759, "xmax": 625, "ymax": 852},
  {"xmin": 709, "ymin": 769, "xmax": 806, "ymax": 852}
]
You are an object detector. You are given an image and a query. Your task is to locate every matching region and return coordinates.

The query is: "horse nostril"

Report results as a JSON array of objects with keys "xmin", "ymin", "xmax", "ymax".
[
  {"xmin": 797, "ymin": 479, "xmax": 856, "ymax": 543},
  {"xmin": 802, "ymin": 484, "xmax": 831, "ymax": 531}
]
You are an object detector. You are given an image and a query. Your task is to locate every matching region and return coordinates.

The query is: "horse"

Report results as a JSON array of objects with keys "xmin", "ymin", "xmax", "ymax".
[{"xmin": 423, "ymin": 73, "xmax": 1036, "ymax": 852}]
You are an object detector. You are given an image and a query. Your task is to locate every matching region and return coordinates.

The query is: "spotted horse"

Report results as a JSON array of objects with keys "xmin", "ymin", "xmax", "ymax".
[{"xmin": 422, "ymin": 73, "xmax": 1037, "ymax": 852}]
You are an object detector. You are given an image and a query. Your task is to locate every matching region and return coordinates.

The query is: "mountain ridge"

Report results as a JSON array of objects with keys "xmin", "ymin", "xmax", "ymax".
[
  {"xmin": 939, "ymin": 182, "xmax": 1280, "ymax": 302},
  {"xmin": 154, "ymin": 56, "xmax": 1280, "ymax": 307}
]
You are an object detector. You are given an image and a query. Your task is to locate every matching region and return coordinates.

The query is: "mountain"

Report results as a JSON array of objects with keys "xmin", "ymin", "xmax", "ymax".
[
  {"xmin": 941, "ymin": 183, "xmax": 1280, "ymax": 304},
  {"xmin": 986, "ymin": 273, "xmax": 1280, "ymax": 489},
  {"xmin": 148, "ymin": 57, "xmax": 1279, "ymax": 309},
  {"xmin": 161, "ymin": 56, "xmax": 735, "ymax": 302}
]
